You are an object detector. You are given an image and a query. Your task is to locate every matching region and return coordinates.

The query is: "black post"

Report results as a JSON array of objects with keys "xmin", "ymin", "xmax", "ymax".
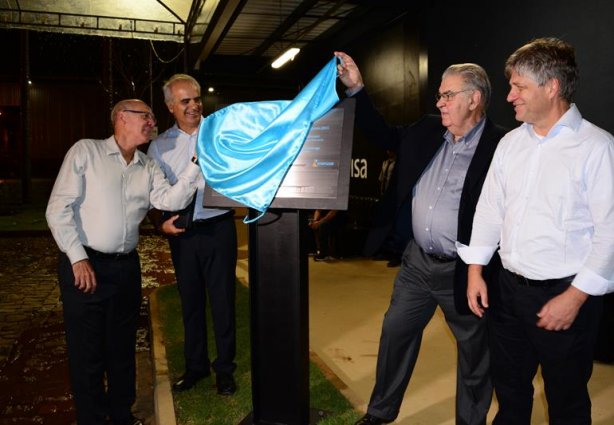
[{"xmin": 242, "ymin": 209, "xmax": 311, "ymax": 425}]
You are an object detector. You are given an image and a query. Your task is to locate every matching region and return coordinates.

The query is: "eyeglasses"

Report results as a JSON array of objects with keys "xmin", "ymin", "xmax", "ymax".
[
  {"xmin": 123, "ymin": 109, "xmax": 156, "ymax": 123},
  {"xmin": 435, "ymin": 89, "xmax": 473, "ymax": 102}
]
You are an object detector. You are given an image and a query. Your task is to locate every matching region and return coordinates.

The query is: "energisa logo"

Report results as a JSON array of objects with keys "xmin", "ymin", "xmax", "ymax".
[{"xmin": 351, "ymin": 158, "xmax": 368, "ymax": 179}]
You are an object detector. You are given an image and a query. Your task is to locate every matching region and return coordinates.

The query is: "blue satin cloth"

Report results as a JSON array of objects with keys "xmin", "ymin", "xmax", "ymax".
[{"xmin": 197, "ymin": 56, "xmax": 340, "ymax": 222}]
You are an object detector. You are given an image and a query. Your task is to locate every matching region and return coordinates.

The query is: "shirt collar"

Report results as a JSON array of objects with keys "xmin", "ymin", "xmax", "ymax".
[
  {"xmin": 552, "ymin": 103, "xmax": 582, "ymax": 133},
  {"xmin": 104, "ymin": 135, "xmax": 145, "ymax": 165},
  {"xmin": 168, "ymin": 120, "xmax": 203, "ymax": 137},
  {"xmin": 104, "ymin": 135, "xmax": 121, "ymax": 156},
  {"xmin": 444, "ymin": 116, "xmax": 486, "ymax": 145},
  {"xmin": 165, "ymin": 123, "xmax": 182, "ymax": 138},
  {"xmin": 522, "ymin": 103, "xmax": 582, "ymax": 139},
  {"xmin": 133, "ymin": 149, "xmax": 147, "ymax": 165}
]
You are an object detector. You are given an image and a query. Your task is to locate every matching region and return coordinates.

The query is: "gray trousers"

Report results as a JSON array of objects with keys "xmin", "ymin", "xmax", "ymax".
[{"xmin": 367, "ymin": 240, "xmax": 492, "ymax": 425}]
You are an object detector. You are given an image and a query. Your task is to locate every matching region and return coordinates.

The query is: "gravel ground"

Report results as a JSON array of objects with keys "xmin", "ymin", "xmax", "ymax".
[{"xmin": 0, "ymin": 233, "xmax": 176, "ymax": 425}]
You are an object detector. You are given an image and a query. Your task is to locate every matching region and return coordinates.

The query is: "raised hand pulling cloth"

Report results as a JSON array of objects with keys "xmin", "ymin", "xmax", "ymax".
[{"xmin": 196, "ymin": 56, "xmax": 340, "ymax": 223}]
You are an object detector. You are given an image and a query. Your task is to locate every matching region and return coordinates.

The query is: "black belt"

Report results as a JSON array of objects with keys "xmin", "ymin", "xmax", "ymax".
[
  {"xmin": 504, "ymin": 268, "xmax": 574, "ymax": 287},
  {"xmin": 192, "ymin": 210, "xmax": 234, "ymax": 228},
  {"xmin": 426, "ymin": 253, "xmax": 456, "ymax": 263},
  {"xmin": 84, "ymin": 246, "xmax": 136, "ymax": 260}
]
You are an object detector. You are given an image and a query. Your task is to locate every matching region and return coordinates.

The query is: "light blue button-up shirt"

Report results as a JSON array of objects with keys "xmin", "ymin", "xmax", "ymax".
[
  {"xmin": 412, "ymin": 118, "xmax": 485, "ymax": 257},
  {"xmin": 148, "ymin": 122, "xmax": 228, "ymax": 221}
]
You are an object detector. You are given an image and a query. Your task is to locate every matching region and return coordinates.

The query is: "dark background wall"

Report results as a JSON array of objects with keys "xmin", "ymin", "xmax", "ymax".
[
  {"xmin": 336, "ymin": 12, "xmax": 425, "ymax": 197},
  {"xmin": 423, "ymin": 0, "xmax": 614, "ymax": 133},
  {"xmin": 336, "ymin": 0, "xmax": 614, "ymax": 197}
]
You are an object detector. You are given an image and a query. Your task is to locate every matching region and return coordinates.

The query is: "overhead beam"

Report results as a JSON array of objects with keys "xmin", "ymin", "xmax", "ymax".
[
  {"xmin": 191, "ymin": 0, "xmax": 247, "ymax": 69},
  {"xmin": 251, "ymin": 0, "xmax": 320, "ymax": 57},
  {"xmin": 184, "ymin": 0, "xmax": 205, "ymax": 42},
  {"xmin": 0, "ymin": 6, "xmax": 185, "ymax": 42},
  {"xmin": 156, "ymin": 0, "xmax": 186, "ymax": 24},
  {"xmin": 291, "ymin": 2, "xmax": 411, "ymax": 75}
]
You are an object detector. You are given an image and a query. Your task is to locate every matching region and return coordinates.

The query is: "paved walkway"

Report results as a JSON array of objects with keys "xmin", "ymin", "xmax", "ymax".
[{"xmin": 0, "ymin": 232, "xmax": 175, "ymax": 425}]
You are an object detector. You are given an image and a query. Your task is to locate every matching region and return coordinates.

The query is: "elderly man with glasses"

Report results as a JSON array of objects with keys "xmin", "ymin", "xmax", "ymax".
[
  {"xmin": 46, "ymin": 98, "xmax": 199, "ymax": 425},
  {"xmin": 335, "ymin": 51, "xmax": 507, "ymax": 425}
]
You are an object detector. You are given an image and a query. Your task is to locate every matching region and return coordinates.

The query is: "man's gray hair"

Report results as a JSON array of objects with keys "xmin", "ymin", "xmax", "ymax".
[
  {"xmin": 504, "ymin": 37, "xmax": 578, "ymax": 103},
  {"xmin": 442, "ymin": 63, "xmax": 492, "ymax": 112},
  {"xmin": 162, "ymin": 74, "xmax": 201, "ymax": 104}
]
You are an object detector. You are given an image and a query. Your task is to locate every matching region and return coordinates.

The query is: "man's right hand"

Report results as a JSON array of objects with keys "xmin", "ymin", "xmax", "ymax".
[
  {"xmin": 334, "ymin": 51, "xmax": 365, "ymax": 92},
  {"xmin": 160, "ymin": 214, "xmax": 187, "ymax": 236},
  {"xmin": 467, "ymin": 264, "xmax": 489, "ymax": 318},
  {"xmin": 72, "ymin": 259, "xmax": 97, "ymax": 294}
]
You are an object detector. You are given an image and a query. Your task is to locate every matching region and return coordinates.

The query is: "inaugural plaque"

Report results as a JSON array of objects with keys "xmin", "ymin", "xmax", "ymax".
[{"xmin": 204, "ymin": 98, "xmax": 355, "ymax": 211}]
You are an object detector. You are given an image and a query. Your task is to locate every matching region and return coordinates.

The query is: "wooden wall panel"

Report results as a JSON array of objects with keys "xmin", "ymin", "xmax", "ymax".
[
  {"xmin": 0, "ymin": 83, "xmax": 20, "ymax": 106},
  {"xmin": 29, "ymin": 82, "xmax": 108, "ymax": 177}
]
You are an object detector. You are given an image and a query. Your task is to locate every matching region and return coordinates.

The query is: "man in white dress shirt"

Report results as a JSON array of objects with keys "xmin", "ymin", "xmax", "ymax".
[
  {"xmin": 46, "ymin": 99, "xmax": 199, "ymax": 425},
  {"xmin": 457, "ymin": 37, "xmax": 614, "ymax": 425}
]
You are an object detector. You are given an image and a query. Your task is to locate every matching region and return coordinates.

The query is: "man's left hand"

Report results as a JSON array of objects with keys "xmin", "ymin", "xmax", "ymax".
[
  {"xmin": 160, "ymin": 214, "xmax": 187, "ymax": 236},
  {"xmin": 536, "ymin": 286, "xmax": 589, "ymax": 331}
]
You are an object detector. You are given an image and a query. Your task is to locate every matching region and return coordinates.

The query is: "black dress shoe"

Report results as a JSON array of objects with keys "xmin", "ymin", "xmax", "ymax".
[
  {"xmin": 354, "ymin": 413, "xmax": 389, "ymax": 425},
  {"xmin": 216, "ymin": 374, "xmax": 237, "ymax": 395},
  {"xmin": 172, "ymin": 370, "xmax": 211, "ymax": 392}
]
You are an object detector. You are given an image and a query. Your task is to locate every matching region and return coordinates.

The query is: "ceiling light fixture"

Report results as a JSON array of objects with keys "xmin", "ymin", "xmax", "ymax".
[{"xmin": 271, "ymin": 47, "xmax": 300, "ymax": 69}]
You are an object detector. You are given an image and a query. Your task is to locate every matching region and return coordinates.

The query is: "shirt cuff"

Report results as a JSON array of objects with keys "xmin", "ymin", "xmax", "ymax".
[
  {"xmin": 67, "ymin": 245, "xmax": 88, "ymax": 265},
  {"xmin": 455, "ymin": 241, "xmax": 495, "ymax": 265},
  {"xmin": 572, "ymin": 267, "xmax": 614, "ymax": 296}
]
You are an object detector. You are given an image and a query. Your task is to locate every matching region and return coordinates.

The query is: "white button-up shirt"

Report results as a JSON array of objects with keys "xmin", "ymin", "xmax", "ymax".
[
  {"xmin": 457, "ymin": 104, "xmax": 614, "ymax": 295},
  {"xmin": 46, "ymin": 136, "xmax": 199, "ymax": 264}
]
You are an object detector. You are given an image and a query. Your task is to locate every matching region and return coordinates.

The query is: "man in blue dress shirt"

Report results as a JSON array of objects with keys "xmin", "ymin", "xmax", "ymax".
[{"xmin": 147, "ymin": 74, "xmax": 238, "ymax": 396}]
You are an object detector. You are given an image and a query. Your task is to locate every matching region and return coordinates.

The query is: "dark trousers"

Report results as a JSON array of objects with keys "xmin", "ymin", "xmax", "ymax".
[
  {"xmin": 490, "ymin": 268, "xmax": 603, "ymax": 425},
  {"xmin": 367, "ymin": 240, "xmax": 492, "ymax": 424},
  {"xmin": 168, "ymin": 213, "xmax": 237, "ymax": 376},
  {"xmin": 59, "ymin": 252, "xmax": 141, "ymax": 425}
]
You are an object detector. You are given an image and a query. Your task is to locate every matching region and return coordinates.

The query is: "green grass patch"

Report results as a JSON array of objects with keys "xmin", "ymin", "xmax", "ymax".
[
  {"xmin": 0, "ymin": 203, "xmax": 49, "ymax": 232},
  {"xmin": 155, "ymin": 282, "xmax": 361, "ymax": 425}
]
